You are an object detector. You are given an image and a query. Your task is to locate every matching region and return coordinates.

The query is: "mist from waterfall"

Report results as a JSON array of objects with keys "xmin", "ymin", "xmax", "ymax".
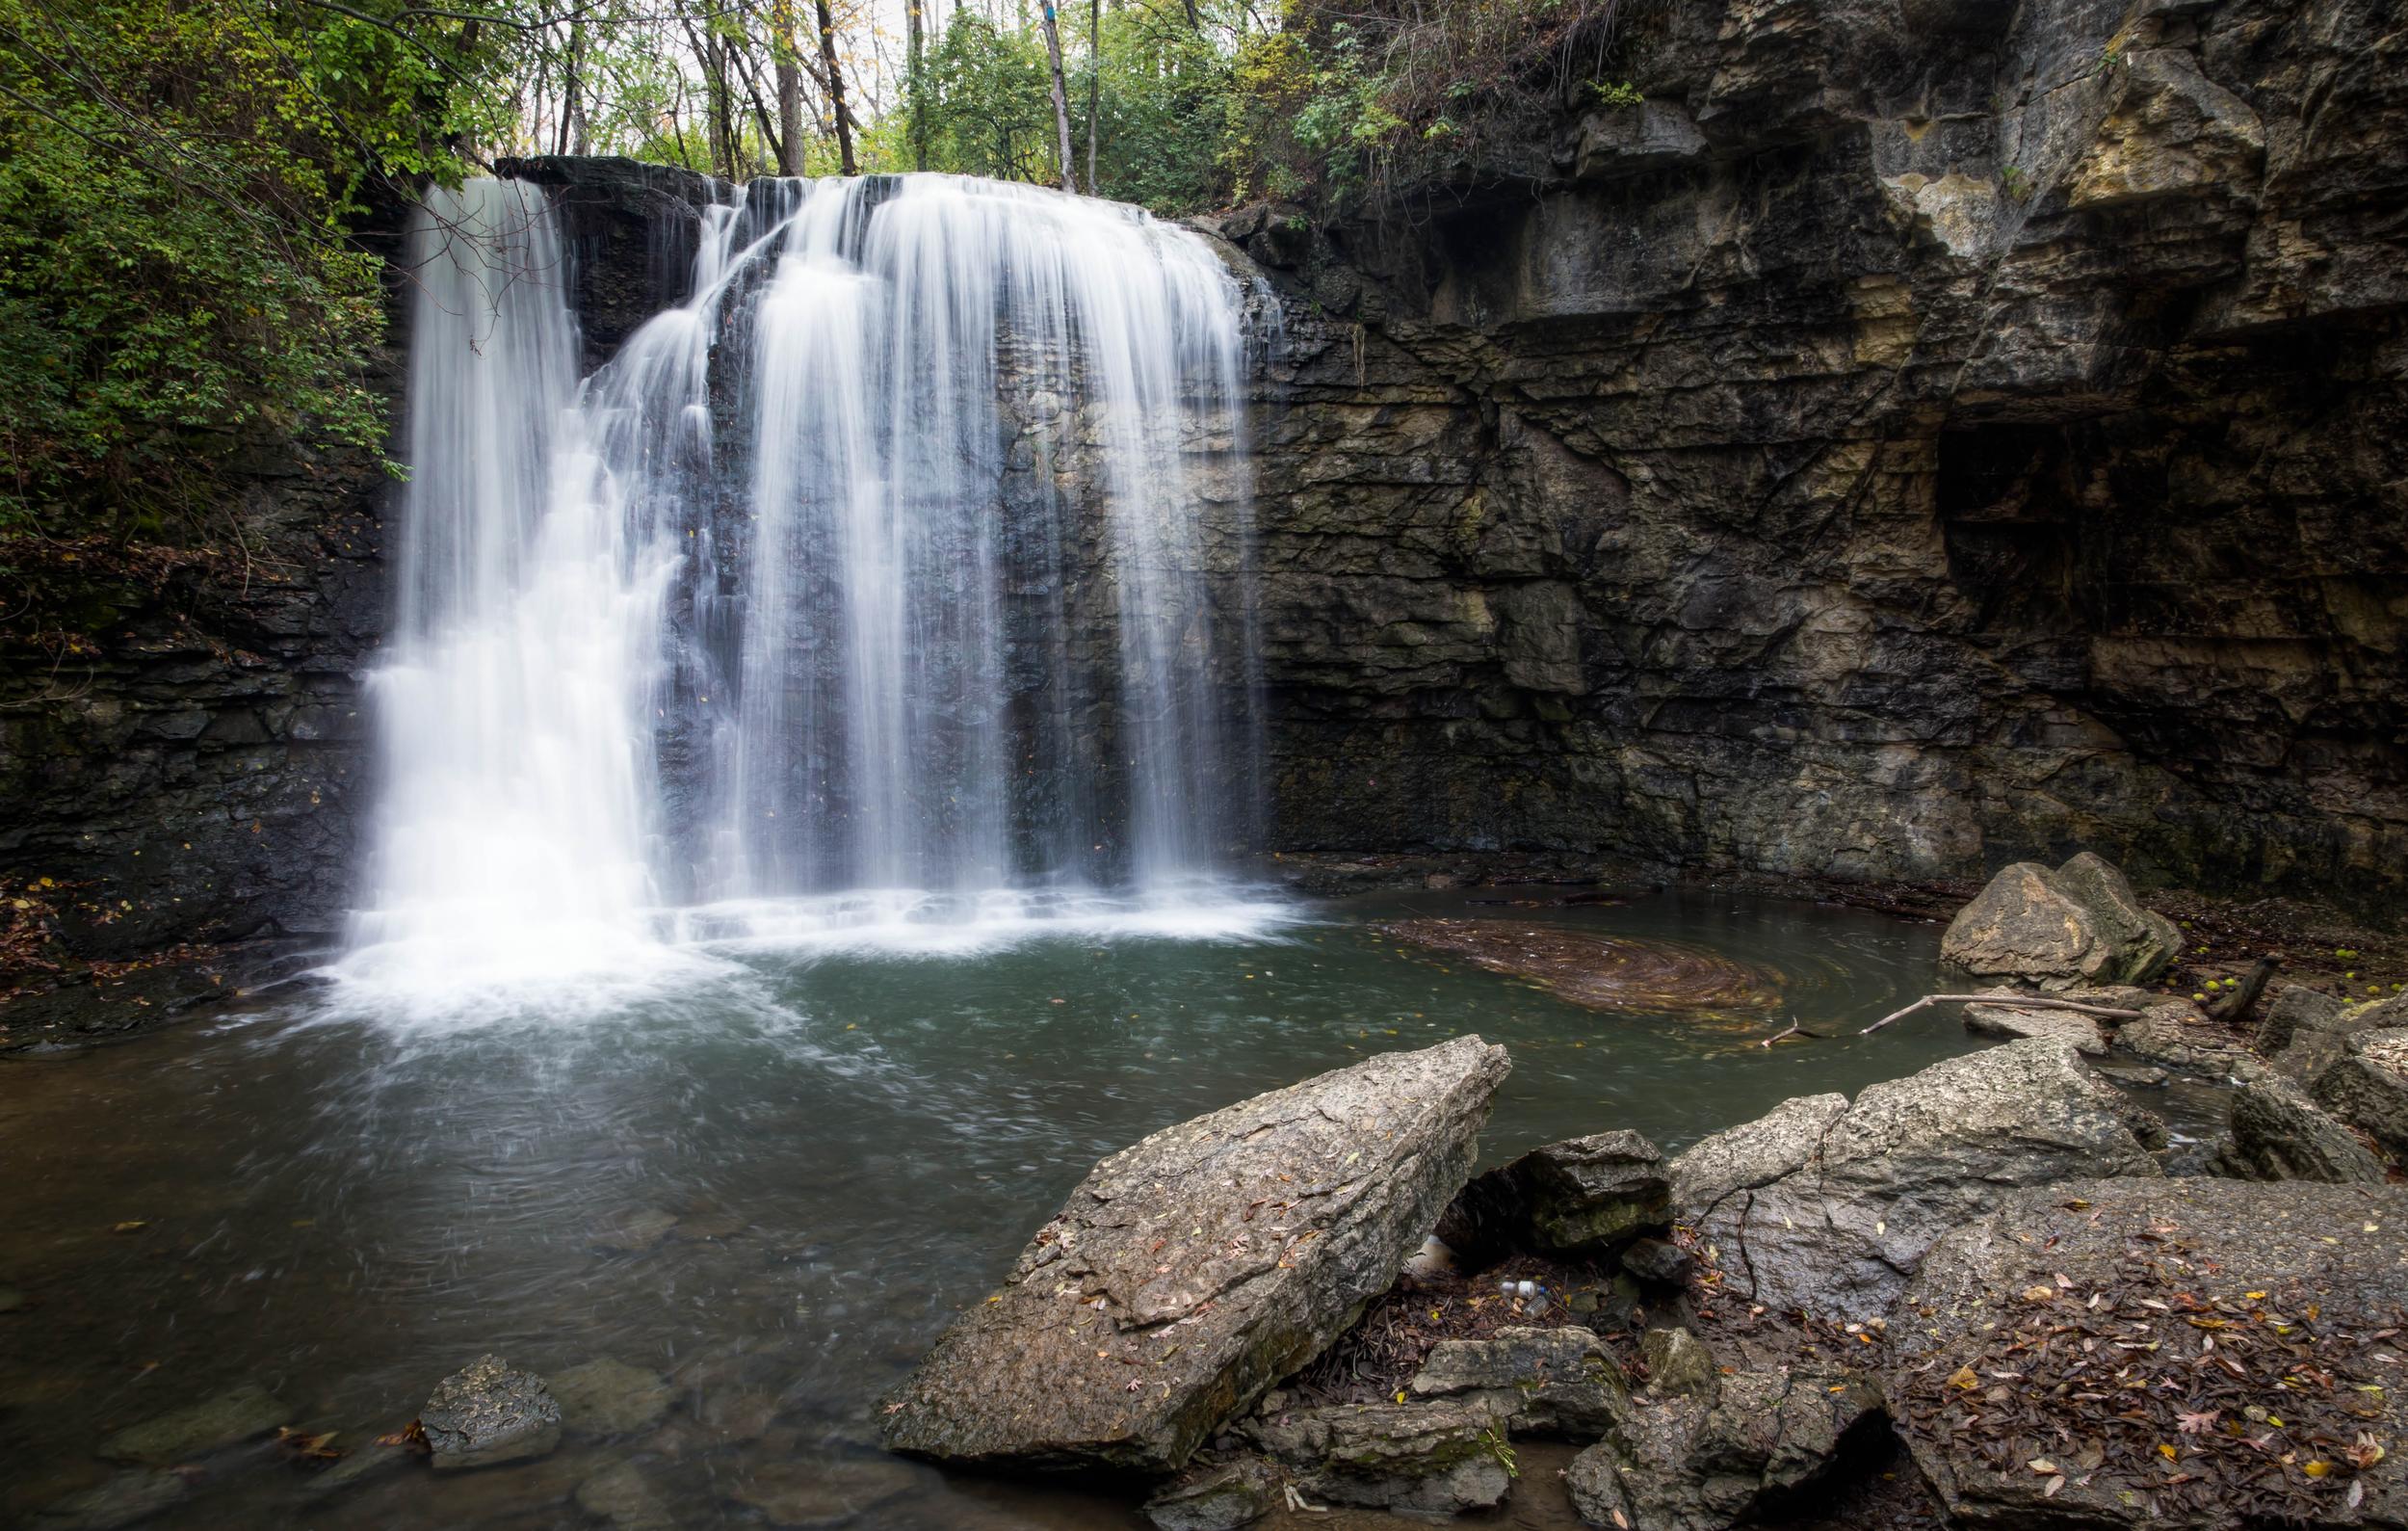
[{"xmin": 333, "ymin": 173, "xmax": 1269, "ymax": 1010}]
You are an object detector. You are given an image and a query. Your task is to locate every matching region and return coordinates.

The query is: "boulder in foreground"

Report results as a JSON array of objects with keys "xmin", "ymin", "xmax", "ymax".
[
  {"xmin": 1940, "ymin": 854, "xmax": 2180, "ymax": 990},
  {"xmin": 421, "ymin": 1355, "xmax": 561, "ymax": 1470},
  {"xmin": 1670, "ymin": 1039, "xmax": 2160, "ymax": 1322},
  {"xmin": 880, "ymin": 1036, "xmax": 1512, "ymax": 1473},
  {"xmin": 1892, "ymin": 1178, "xmax": 2408, "ymax": 1530}
]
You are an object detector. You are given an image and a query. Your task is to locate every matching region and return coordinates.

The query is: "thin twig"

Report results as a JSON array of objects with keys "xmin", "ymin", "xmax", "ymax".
[{"xmin": 1861, "ymin": 992, "xmax": 2145, "ymax": 1036}]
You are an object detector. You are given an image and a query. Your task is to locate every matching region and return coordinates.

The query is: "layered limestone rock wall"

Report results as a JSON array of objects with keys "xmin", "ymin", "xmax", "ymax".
[
  {"xmin": 5, "ymin": 0, "xmax": 2405, "ymax": 973},
  {"xmin": 1218, "ymin": 0, "xmax": 2408, "ymax": 910}
]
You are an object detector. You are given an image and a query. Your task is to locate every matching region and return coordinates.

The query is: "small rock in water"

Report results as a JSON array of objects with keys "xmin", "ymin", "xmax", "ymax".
[
  {"xmin": 696, "ymin": 1387, "xmax": 779, "ymax": 1443},
  {"xmin": 99, "ymin": 1382, "xmax": 289, "ymax": 1465},
  {"xmin": 300, "ymin": 1437, "xmax": 417, "ymax": 1498},
  {"xmin": 729, "ymin": 1457, "xmax": 920, "ymax": 1528},
  {"xmin": 421, "ymin": 1355, "xmax": 562, "ymax": 1470},
  {"xmin": 36, "ymin": 1469, "xmax": 184, "ymax": 1530},
  {"xmin": 574, "ymin": 1462, "xmax": 677, "ymax": 1531},
  {"xmin": 0, "ymin": 1287, "xmax": 26, "ymax": 1314},
  {"xmin": 550, "ymin": 1358, "xmax": 672, "ymax": 1436},
  {"xmin": 590, "ymin": 1207, "xmax": 680, "ymax": 1254}
]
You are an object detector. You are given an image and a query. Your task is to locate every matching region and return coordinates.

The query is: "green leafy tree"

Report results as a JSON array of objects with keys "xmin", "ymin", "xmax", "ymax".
[{"xmin": 0, "ymin": 0, "xmax": 517, "ymax": 536}]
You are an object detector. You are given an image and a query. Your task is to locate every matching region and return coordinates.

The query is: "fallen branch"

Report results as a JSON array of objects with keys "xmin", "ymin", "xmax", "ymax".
[
  {"xmin": 1758, "ymin": 1016, "xmax": 1836, "ymax": 1047},
  {"xmin": 1860, "ymin": 992, "xmax": 2143, "ymax": 1036}
]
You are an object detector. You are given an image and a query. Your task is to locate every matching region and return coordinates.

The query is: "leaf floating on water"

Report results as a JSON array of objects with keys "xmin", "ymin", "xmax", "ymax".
[{"xmin": 111, "ymin": 1221, "xmax": 146, "ymax": 1233}]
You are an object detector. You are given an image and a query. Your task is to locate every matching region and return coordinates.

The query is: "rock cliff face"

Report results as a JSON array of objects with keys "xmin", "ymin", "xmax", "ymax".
[
  {"xmin": 4, "ymin": 0, "xmax": 2404, "ymax": 977},
  {"xmin": 1220, "ymin": 0, "xmax": 2408, "ymax": 910}
]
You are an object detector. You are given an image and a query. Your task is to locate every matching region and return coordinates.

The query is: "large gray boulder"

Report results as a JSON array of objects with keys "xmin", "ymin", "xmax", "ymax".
[
  {"xmin": 1671, "ymin": 1040, "xmax": 2160, "ymax": 1323},
  {"xmin": 2316, "ymin": 1026, "xmax": 2408, "ymax": 1159},
  {"xmin": 1940, "ymin": 855, "xmax": 2180, "ymax": 990},
  {"xmin": 881, "ymin": 1037, "xmax": 1512, "ymax": 1472},
  {"xmin": 1891, "ymin": 1178, "xmax": 2408, "ymax": 1530},
  {"xmin": 2215, "ymin": 1070, "xmax": 2388, "ymax": 1183}
]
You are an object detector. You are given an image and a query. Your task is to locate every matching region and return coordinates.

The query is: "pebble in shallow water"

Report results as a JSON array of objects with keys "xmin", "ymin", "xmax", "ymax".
[
  {"xmin": 550, "ymin": 1359, "xmax": 672, "ymax": 1437},
  {"xmin": 98, "ymin": 1382, "xmax": 287, "ymax": 1465}
]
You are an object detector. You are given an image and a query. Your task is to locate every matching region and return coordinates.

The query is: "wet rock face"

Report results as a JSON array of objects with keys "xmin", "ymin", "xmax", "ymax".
[
  {"xmin": 880, "ymin": 1036, "xmax": 1512, "ymax": 1473},
  {"xmin": 1891, "ymin": 1178, "xmax": 2408, "ymax": 1530},
  {"xmin": 1240, "ymin": 0, "xmax": 2408, "ymax": 912},
  {"xmin": 420, "ymin": 1355, "xmax": 563, "ymax": 1470},
  {"xmin": 1670, "ymin": 1039, "xmax": 2160, "ymax": 1322}
]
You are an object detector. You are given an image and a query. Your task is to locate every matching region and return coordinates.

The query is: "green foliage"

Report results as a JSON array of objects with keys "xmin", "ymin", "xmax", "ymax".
[
  {"xmin": 0, "ymin": 0, "xmax": 512, "ymax": 534},
  {"xmin": 1588, "ymin": 79, "xmax": 1643, "ymax": 108}
]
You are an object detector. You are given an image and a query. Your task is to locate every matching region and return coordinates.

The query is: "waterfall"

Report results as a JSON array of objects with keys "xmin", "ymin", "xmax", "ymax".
[{"xmin": 335, "ymin": 172, "xmax": 1264, "ymax": 1001}]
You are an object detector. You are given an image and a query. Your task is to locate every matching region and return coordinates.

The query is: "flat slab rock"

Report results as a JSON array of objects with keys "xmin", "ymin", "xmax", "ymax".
[
  {"xmin": 880, "ymin": 1036, "xmax": 1512, "ymax": 1472},
  {"xmin": 1670, "ymin": 1039, "xmax": 2160, "ymax": 1323},
  {"xmin": 1891, "ymin": 1178, "xmax": 2408, "ymax": 1530}
]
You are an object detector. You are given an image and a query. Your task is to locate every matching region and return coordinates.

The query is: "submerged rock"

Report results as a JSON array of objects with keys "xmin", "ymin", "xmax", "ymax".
[
  {"xmin": 880, "ymin": 1036, "xmax": 1512, "ymax": 1472},
  {"xmin": 1142, "ymin": 1456, "xmax": 1283, "ymax": 1531},
  {"xmin": 1244, "ymin": 1394, "xmax": 1516, "ymax": 1514},
  {"xmin": 1374, "ymin": 920, "xmax": 1781, "ymax": 1016},
  {"xmin": 573, "ymin": 1462, "xmax": 677, "ymax": 1531},
  {"xmin": 420, "ymin": 1355, "xmax": 562, "ymax": 1470},
  {"xmin": 35, "ymin": 1469, "xmax": 185, "ymax": 1530},
  {"xmin": 727, "ymin": 1458, "xmax": 919, "ymax": 1528},
  {"xmin": 1437, "ymin": 1128, "xmax": 1669, "ymax": 1266},
  {"xmin": 98, "ymin": 1382, "xmax": 288, "ymax": 1465},
  {"xmin": 1940, "ymin": 856, "xmax": 2179, "ymax": 990},
  {"xmin": 1892, "ymin": 1178, "xmax": 2408, "ymax": 1531},
  {"xmin": 1621, "ymin": 1235, "xmax": 1693, "ymax": 1288},
  {"xmin": 2216, "ymin": 1070, "xmax": 2388, "ymax": 1183},
  {"xmin": 1672, "ymin": 1040, "xmax": 2160, "ymax": 1321},
  {"xmin": 549, "ymin": 1357, "xmax": 672, "ymax": 1437}
]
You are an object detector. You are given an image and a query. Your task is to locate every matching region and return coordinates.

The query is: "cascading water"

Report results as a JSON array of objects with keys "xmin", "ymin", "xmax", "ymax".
[{"xmin": 334, "ymin": 172, "xmax": 1269, "ymax": 1005}]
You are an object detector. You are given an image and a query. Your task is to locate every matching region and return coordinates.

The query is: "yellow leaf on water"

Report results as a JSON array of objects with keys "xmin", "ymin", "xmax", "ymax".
[{"xmin": 112, "ymin": 1221, "xmax": 146, "ymax": 1233}]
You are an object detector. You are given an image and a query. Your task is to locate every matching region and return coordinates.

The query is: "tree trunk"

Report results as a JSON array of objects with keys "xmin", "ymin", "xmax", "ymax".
[
  {"xmin": 1085, "ymin": 0, "xmax": 1099, "ymax": 191},
  {"xmin": 905, "ymin": 0, "xmax": 928, "ymax": 172},
  {"xmin": 812, "ymin": 0, "xmax": 858, "ymax": 175},
  {"xmin": 696, "ymin": 25, "xmax": 736, "ymax": 180},
  {"xmin": 772, "ymin": 0, "xmax": 806, "ymax": 174},
  {"xmin": 1037, "ymin": 0, "xmax": 1076, "ymax": 192},
  {"xmin": 1183, "ymin": 0, "xmax": 1199, "ymax": 29}
]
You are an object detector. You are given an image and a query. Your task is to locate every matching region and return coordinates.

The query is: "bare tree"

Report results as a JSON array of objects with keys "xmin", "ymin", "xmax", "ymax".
[
  {"xmin": 905, "ymin": 0, "xmax": 928, "ymax": 172},
  {"xmin": 1085, "ymin": 0, "xmax": 1098, "ymax": 190},
  {"xmin": 772, "ymin": 0, "xmax": 806, "ymax": 174},
  {"xmin": 813, "ymin": 0, "xmax": 858, "ymax": 174},
  {"xmin": 1037, "ymin": 0, "xmax": 1075, "ymax": 191}
]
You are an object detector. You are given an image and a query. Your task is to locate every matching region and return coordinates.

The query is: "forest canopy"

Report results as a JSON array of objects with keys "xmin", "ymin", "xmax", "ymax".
[{"xmin": 0, "ymin": 0, "xmax": 1630, "ymax": 534}]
